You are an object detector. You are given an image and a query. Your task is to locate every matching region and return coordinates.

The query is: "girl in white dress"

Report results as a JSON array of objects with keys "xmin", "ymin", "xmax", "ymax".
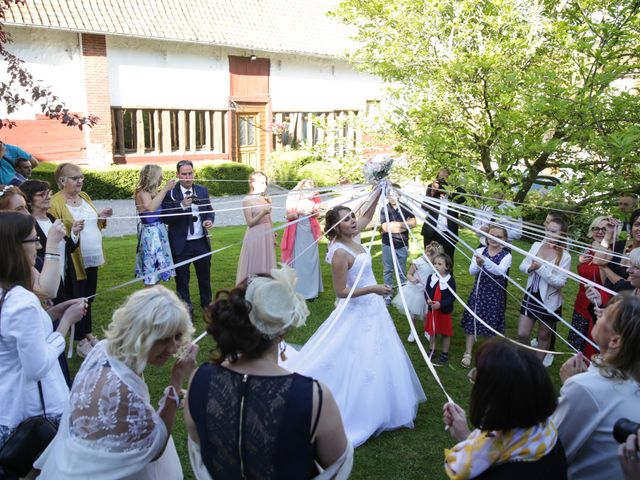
[
  {"xmin": 392, "ymin": 242, "xmax": 444, "ymax": 342},
  {"xmin": 285, "ymin": 194, "xmax": 426, "ymax": 447}
]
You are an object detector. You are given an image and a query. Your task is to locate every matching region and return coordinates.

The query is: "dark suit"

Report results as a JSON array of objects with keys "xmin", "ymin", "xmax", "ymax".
[
  {"xmin": 421, "ymin": 182, "xmax": 466, "ymax": 265},
  {"xmin": 162, "ymin": 184, "xmax": 215, "ymax": 312}
]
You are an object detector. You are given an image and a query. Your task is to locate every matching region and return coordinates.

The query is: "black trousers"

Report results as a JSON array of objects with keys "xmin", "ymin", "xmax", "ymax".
[
  {"xmin": 173, "ymin": 237, "xmax": 212, "ymax": 313},
  {"xmin": 75, "ymin": 266, "xmax": 98, "ymax": 341}
]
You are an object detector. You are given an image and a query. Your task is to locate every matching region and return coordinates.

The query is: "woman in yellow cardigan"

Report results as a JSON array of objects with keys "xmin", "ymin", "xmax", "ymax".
[{"xmin": 50, "ymin": 163, "xmax": 112, "ymax": 357}]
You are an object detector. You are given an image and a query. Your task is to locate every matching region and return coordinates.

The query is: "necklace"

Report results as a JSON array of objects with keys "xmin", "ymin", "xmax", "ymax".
[{"xmin": 65, "ymin": 194, "xmax": 82, "ymax": 207}]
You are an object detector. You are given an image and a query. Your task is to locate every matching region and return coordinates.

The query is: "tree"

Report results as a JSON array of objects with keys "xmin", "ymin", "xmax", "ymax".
[
  {"xmin": 0, "ymin": 0, "xmax": 97, "ymax": 129},
  {"xmin": 334, "ymin": 0, "xmax": 640, "ymax": 207}
]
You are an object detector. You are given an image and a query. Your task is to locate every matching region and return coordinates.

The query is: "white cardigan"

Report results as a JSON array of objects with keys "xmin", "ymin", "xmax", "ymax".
[
  {"xmin": 519, "ymin": 242, "xmax": 571, "ymax": 313},
  {"xmin": 0, "ymin": 286, "xmax": 68, "ymax": 428}
]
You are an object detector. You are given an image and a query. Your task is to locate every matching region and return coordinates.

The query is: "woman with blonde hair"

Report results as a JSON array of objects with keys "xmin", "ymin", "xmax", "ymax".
[
  {"xmin": 553, "ymin": 294, "xmax": 640, "ymax": 479},
  {"xmin": 135, "ymin": 165, "xmax": 176, "ymax": 286},
  {"xmin": 281, "ymin": 178, "xmax": 323, "ymax": 299},
  {"xmin": 567, "ymin": 216, "xmax": 614, "ymax": 357},
  {"xmin": 50, "ymin": 163, "xmax": 112, "ymax": 357},
  {"xmin": 36, "ymin": 286, "xmax": 198, "ymax": 479},
  {"xmin": 236, "ymin": 171, "xmax": 276, "ymax": 284}
]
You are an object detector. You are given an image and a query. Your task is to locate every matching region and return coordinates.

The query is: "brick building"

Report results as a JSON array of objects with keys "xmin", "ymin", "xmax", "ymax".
[{"xmin": 0, "ymin": 0, "xmax": 383, "ymax": 168}]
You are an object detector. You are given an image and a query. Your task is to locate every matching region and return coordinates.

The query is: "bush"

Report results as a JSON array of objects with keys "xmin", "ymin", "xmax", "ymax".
[
  {"xmin": 267, "ymin": 150, "xmax": 320, "ymax": 185},
  {"xmin": 297, "ymin": 160, "xmax": 341, "ymax": 187},
  {"xmin": 31, "ymin": 162, "xmax": 254, "ymax": 200}
]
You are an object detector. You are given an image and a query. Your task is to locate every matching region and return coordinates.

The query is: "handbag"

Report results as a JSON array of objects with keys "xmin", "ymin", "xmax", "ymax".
[{"xmin": 0, "ymin": 286, "xmax": 58, "ymax": 477}]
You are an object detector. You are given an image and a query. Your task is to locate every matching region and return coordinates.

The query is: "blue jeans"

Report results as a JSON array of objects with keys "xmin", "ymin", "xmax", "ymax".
[{"xmin": 382, "ymin": 244, "xmax": 408, "ymax": 288}]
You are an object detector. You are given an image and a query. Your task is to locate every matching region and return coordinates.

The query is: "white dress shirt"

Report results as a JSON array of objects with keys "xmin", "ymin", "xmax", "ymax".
[{"xmin": 180, "ymin": 185, "xmax": 204, "ymax": 240}]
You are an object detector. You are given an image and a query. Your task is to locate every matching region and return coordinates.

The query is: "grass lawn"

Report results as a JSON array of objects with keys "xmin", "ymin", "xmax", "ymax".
[{"xmin": 72, "ymin": 225, "xmax": 579, "ymax": 480}]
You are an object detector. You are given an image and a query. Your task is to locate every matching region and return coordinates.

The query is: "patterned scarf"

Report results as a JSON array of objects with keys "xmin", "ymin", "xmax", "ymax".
[{"xmin": 444, "ymin": 417, "xmax": 558, "ymax": 479}]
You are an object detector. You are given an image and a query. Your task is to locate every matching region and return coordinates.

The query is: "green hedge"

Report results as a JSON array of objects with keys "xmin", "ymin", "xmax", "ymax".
[
  {"xmin": 267, "ymin": 150, "xmax": 320, "ymax": 185},
  {"xmin": 30, "ymin": 162, "xmax": 254, "ymax": 200},
  {"xmin": 296, "ymin": 160, "xmax": 341, "ymax": 187}
]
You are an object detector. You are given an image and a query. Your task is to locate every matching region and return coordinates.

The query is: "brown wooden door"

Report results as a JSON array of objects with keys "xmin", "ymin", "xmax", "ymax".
[{"xmin": 237, "ymin": 113, "xmax": 260, "ymax": 170}]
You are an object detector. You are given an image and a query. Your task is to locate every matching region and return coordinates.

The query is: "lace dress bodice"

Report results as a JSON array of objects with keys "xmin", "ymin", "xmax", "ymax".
[
  {"xmin": 188, "ymin": 363, "xmax": 318, "ymax": 479},
  {"xmin": 326, "ymin": 242, "xmax": 378, "ymax": 305}
]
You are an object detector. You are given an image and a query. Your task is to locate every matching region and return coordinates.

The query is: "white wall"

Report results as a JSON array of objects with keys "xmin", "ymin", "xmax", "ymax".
[
  {"xmin": 270, "ymin": 54, "xmax": 383, "ymax": 112},
  {"xmin": 107, "ymin": 37, "xmax": 230, "ymax": 110},
  {"xmin": 0, "ymin": 26, "xmax": 87, "ymax": 118}
]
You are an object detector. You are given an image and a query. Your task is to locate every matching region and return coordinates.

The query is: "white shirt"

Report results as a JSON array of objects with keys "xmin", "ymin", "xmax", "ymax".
[
  {"xmin": 180, "ymin": 185, "xmax": 204, "ymax": 240},
  {"xmin": 472, "ymin": 202, "xmax": 523, "ymax": 245},
  {"xmin": 553, "ymin": 366, "xmax": 640, "ymax": 480},
  {"xmin": 68, "ymin": 200, "xmax": 104, "ymax": 268},
  {"xmin": 436, "ymin": 195, "xmax": 448, "ymax": 232},
  {"xmin": 0, "ymin": 286, "xmax": 68, "ymax": 428}
]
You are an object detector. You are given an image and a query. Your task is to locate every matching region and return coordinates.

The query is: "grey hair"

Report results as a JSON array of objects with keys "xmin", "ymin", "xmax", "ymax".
[
  {"xmin": 53, "ymin": 162, "xmax": 82, "ymax": 189},
  {"xmin": 630, "ymin": 248, "xmax": 640, "ymax": 268},
  {"xmin": 105, "ymin": 286, "xmax": 193, "ymax": 374}
]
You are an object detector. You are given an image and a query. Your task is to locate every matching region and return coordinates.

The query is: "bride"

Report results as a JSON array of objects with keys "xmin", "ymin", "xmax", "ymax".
[{"xmin": 285, "ymin": 191, "xmax": 426, "ymax": 447}]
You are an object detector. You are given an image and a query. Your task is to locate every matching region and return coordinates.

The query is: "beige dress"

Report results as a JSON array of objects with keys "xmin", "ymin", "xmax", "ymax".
[{"xmin": 236, "ymin": 197, "xmax": 277, "ymax": 284}]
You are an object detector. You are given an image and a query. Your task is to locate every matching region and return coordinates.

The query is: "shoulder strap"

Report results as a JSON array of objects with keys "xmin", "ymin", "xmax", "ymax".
[{"xmin": 310, "ymin": 380, "xmax": 323, "ymax": 439}]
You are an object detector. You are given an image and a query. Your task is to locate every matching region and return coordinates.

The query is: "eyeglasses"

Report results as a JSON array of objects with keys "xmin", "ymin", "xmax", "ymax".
[
  {"xmin": 591, "ymin": 226, "xmax": 607, "ymax": 233},
  {"xmin": 34, "ymin": 190, "xmax": 51, "ymax": 198},
  {"xmin": 22, "ymin": 236, "xmax": 41, "ymax": 244},
  {"xmin": 68, "ymin": 175, "xmax": 84, "ymax": 181}
]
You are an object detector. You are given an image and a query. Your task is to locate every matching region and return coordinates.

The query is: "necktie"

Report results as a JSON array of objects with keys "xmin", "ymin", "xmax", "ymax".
[{"xmin": 185, "ymin": 190, "xmax": 195, "ymax": 234}]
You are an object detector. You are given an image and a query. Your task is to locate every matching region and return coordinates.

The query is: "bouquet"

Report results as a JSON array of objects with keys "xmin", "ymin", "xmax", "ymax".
[{"xmin": 363, "ymin": 155, "xmax": 394, "ymax": 183}]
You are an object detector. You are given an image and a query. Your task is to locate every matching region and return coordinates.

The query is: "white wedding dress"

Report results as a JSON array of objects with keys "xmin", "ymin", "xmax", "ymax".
[{"xmin": 285, "ymin": 242, "xmax": 426, "ymax": 447}]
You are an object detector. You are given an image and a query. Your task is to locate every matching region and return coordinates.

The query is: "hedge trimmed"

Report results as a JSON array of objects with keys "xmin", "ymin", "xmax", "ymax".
[{"xmin": 30, "ymin": 162, "xmax": 254, "ymax": 200}]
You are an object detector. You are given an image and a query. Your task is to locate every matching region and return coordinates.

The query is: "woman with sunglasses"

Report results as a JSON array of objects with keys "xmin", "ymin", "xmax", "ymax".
[
  {"xmin": 20, "ymin": 180, "xmax": 84, "ymax": 305},
  {"xmin": 567, "ymin": 216, "xmax": 613, "ymax": 358},
  {"xmin": 0, "ymin": 185, "xmax": 67, "ymax": 301},
  {"xmin": 50, "ymin": 163, "xmax": 112, "ymax": 358},
  {"xmin": 0, "ymin": 212, "xmax": 86, "ymax": 479}
]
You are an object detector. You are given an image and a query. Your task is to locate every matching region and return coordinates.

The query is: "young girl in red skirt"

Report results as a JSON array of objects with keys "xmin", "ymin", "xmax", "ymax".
[{"xmin": 424, "ymin": 253, "xmax": 457, "ymax": 365}]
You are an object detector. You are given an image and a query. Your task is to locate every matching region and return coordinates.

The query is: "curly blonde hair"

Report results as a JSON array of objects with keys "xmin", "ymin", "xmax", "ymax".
[{"xmin": 105, "ymin": 286, "xmax": 193, "ymax": 374}]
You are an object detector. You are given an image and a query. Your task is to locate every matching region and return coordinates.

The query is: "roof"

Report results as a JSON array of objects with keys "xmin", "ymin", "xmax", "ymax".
[{"xmin": 3, "ymin": 0, "xmax": 356, "ymax": 58}]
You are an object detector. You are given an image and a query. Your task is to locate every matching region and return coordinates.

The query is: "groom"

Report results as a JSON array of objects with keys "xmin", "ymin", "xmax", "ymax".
[{"xmin": 162, "ymin": 160, "xmax": 215, "ymax": 316}]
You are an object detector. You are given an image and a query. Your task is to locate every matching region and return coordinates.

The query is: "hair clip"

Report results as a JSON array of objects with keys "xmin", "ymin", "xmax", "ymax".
[{"xmin": 0, "ymin": 185, "xmax": 13, "ymax": 199}]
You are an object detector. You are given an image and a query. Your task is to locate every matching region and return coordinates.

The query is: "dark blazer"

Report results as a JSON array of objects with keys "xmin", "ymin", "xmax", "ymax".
[
  {"xmin": 421, "ymin": 182, "xmax": 467, "ymax": 241},
  {"xmin": 34, "ymin": 213, "xmax": 80, "ymax": 303},
  {"xmin": 424, "ymin": 274, "xmax": 457, "ymax": 314},
  {"xmin": 161, "ymin": 183, "xmax": 215, "ymax": 256}
]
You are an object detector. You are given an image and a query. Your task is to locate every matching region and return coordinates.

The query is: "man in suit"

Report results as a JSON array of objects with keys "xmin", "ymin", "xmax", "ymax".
[
  {"xmin": 421, "ymin": 167, "xmax": 466, "ymax": 266},
  {"xmin": 162, "ymin": 160, "xmax": 215, "ymax": 316}
]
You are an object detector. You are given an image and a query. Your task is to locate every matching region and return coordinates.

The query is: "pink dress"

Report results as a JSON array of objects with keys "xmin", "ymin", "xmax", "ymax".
[{"xmin": 236, "ymin": 197, "xmax": 277, "ymax": 284}]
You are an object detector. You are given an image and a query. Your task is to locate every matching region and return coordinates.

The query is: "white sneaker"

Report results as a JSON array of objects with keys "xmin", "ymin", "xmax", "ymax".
[
  {"xmin": 407, "ymin": 332, "xmax": 415, "ymax": 343},
  {"xmin": 543, "ymin": 353, "xmax": 554, "ymax": 367},
  {"xmin": 530, "ymin": 338, "xmax": 538, "ymax": 347}
]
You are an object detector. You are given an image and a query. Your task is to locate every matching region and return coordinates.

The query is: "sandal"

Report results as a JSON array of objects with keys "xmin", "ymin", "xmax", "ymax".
[{"xmin": 461, "ymin": 353, "xmax": 472, "ymax": 368}]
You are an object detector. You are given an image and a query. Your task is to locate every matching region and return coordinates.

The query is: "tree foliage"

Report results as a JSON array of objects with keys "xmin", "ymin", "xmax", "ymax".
[
  {"xmin": 0, "ymin": 0, "xmax": 98, "ymax": 129},
  {"xmin": 334, "ymin": 0, "xmax": 640, "ymax": 206}
]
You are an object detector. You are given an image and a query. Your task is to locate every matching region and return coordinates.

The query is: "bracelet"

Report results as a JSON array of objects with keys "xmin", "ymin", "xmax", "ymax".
[{"xmin": 158, "ymin": 385, "xmax": 181, "ymax": 412}]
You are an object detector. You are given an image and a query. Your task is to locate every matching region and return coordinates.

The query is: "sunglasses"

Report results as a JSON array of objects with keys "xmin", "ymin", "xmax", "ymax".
[{"xmin": 22, "ymin": 235, "xmax": 41, "ymax": 244}]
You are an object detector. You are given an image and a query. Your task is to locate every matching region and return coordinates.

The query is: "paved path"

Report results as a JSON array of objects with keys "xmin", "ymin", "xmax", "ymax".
[{"xmin": 94, "ymin": 186, "xmax": 287, "ymax": 237}]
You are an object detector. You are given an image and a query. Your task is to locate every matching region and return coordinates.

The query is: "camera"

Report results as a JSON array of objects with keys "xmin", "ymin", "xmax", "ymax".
[{"xmin": 613, "ymin": 418, "xmax": 640, "ymax": 444}]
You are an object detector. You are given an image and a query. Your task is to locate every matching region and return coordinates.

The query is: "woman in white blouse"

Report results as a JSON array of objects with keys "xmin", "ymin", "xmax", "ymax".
[
  {"xmin": 50, "ymin": 163, "xmax": 112, "ymax": 358},
  {"xmin": 0, "ymin": 212, "xmax": 86, "ymax": 477}
]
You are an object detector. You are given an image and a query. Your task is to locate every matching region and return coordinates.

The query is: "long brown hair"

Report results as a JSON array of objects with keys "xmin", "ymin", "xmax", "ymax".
[{"xmin": 0, "ymin": 212, "xmax": 35, "ymax": 291}]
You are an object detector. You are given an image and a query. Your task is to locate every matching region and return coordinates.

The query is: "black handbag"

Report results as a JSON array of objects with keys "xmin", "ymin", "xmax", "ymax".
[{"xmin": 0, "ymin": 287, "xmax": 58, "ymax": 477}]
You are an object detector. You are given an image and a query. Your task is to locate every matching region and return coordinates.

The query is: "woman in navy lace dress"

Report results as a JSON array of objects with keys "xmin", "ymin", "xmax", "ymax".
[{"xmin": 185, "ymin": 266, "xmax": 352, "ymax": 479}]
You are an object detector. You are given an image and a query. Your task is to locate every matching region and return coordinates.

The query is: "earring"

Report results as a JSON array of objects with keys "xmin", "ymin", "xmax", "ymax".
[{"xmin": 279, "ymin": 341, "xmax": 287, "ymax": 362}]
